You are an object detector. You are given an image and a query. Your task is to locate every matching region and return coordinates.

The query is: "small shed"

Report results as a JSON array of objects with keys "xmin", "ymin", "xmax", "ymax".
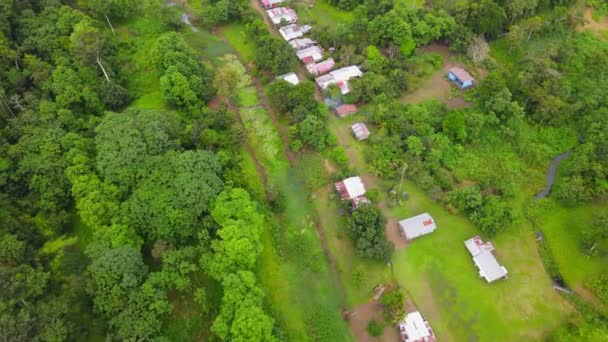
[
  {"xmin": 464, "ymin": 236, "xmax": 508, "ymax": 283},
  {"xmin": 306, "ymin": 58, "xmax": 335, "ymax": 76},
  {"xmin": 277, "ymin": 72, "xmax": 299, "ymax": 85},
  {"xmin": 351, "ymin": 123, "xmax": 370, "ymax": 141},
  {"xmin": 399, "ymin": 213, "xmax": 436, "ymax": 241},
  {"xmin": 335, "ymin": 104, "xmax": 357, "ymax": 118},
  {"xmin": 398, "ymin": 311, "xmax": 436, "ymax": 342},
  {"xmin": 335, "ymin": 176, "xmax": 366, "ymax": 200},
  {"xmin": 448, "ymin": 67, "xmax": 475, "ymax": 89},
  {"xmin": 279, "ymin": 24, "xmax": 311, "ymax": 41},
  {"xmin": 266, "ymin": 7, "xmax": 298, "ymax": 26},
  {"xmin": 260, "ymin": 0, "xmax": 286, "ymax": 9}
]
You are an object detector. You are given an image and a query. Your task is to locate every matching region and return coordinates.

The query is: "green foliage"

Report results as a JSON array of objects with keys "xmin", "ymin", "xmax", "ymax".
[
  {"xmin": 151, "ymin": 32, "xmax": 215, "ymax": 107},
  {"xmin": 587, "ymin": 273, "xmax": 608, "ymax": 306},
  {"xmin": 123, "ymin": 150, "xmax": 223, "ymax": 243},
  {"xmin": 366, "ymin": 319, "xmax": 383, "ymax": 337},
  {"xmin": 95, "ymin": 109, "xmax": 180, "ymax": 192},
  {"xmin": 297, "ymin": 154, "xmax": 330, "ymax": 191},
  {"xmin": 348, "ymin": 204, "xmax": 393, "ymax": 260},
  {"xmin": 254, "ymin": 36, "xmax": 295, "ymax": 75}
]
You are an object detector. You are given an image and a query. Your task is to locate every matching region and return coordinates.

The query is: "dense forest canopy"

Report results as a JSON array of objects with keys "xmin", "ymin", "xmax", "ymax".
[{"xmin": 1, "ymin": 0, "xmax": 607, "ymax": 340}]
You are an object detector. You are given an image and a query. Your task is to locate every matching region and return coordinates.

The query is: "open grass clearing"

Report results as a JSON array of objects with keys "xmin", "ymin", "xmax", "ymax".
[
  {"xmin": 401, "ymin": 44, "xmax": 476, "ymax": 108},
  {"xmin": 220, "ymin": 23, "xmax": 256, "ymax": 62},
  {"xmin": 537, "ymin": 200, "xmax": 606, "ymax": 288},
  {"xmin": 239, "ymin": 89, "xmax": 353, "ymax": 341},
  {"xmin": 388, "ymin": 181, "xmax": 572, "ymax": 341},
  {"xmin": 293, "ymin": 0, "xmax": 354, "ymax": 30}
]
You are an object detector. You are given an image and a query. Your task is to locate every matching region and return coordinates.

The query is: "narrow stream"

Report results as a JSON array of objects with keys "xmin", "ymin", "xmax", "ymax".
[{"xmin": 534, "ymin": 151, "xmax": 572, "ymax": 199}]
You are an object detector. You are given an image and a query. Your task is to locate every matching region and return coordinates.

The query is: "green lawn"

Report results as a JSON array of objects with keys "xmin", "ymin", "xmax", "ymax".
[
  {"xmin": 537, "ymin": 200, "xmax": 606, "ymax": 288},
  {"xmin": 221, "ymin": 24, "xmax": 256, "ymax": 62},
  {"xmin": 236, "ymin": 86, "xmax": 260, "ymax": 107},
  {"xmin": 293, "ymin": 0, "xmax": 354, "ymax": 30},
  {"xmin": 238, "ymin": 88, "xmax": 352, "ymax": 341},
  {"xmin": 389, "ymin": 181, "xmax": 572, "ymax": 341}
]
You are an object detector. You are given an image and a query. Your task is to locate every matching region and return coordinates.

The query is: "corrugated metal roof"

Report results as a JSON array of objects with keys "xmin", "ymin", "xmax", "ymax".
[
  {"xmin": 399, "ymin": 213, "xmax": 437, "ymax": 240},
  {"xmin": 449, "ymin": 67, "xmax": 474, "ymax": 83},
  {"xmin": 335, "ymin": 104, "xmax": 357, "ymax": 118}
]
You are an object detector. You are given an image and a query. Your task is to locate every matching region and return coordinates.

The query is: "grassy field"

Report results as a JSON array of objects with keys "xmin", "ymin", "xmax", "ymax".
[
  {"xmin": 537, "ymin": 200, "xmax": 606, "ymax": 287},
  {"xmin": 389, "ymin": 182, "xmax": 572, "ymax": 341},
  {"xmin": 293, "ymin": 0, "xmax": 354, "ymax": 30},
  {"xmin": 238, "ymin": 87, "xmax": 353, "ymax": 341},
  {"xmin": 220, "ymin": 23, "xmax": 256, "ymax": 62}
]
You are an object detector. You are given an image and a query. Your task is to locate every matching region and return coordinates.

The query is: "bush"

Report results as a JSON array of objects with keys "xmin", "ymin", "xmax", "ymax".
[
  {"xmin": 366, "ymin": 319, "xmax": 383, "ymax": 337},
  {"xmin": 330, "ymin": 147, "xmax": 349, "ymax": 168},
  {"xmin": 348, "ymin": 205, "xmax": 393, "ymax": 260},
  {"xmin": 587, "ymin": 274, "xmax": 608, "ymax": 305}
]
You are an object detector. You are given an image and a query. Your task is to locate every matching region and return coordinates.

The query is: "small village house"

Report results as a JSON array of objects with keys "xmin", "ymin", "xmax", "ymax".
[
  {"xmin": 260, "ymin": 0, "xmax": 287, "ymax": 9},
  {"xmin": 306, "ymin": 58, "xmax": 335, "ymax": 76},
  {"xmin": 351, "ymin": 123, "xmax": 370, "ymax": 141},
  {"xmin": 448, "ymin": 67, "xmax": 475, "ymax": 89},
  {"xmin": 266, "ymin": 7, "xmax": 298, "ymax": 26},
  {"xmin": 398, "ymin": 311, "xmax": 436, "ymax": 342},
  {"xmin": 335, "ymin": 176, "xmax": 370, "ymax": 208},
  {"xmin": 289, "ymin": 38, "xmax": 317, "ymax": 50},
  {"xmin": 315, "ymin": 65, "xmax": 363, "ymax": 95},
  {"xmin": 277, "ymin": 72, "xmax": 300, "ymax": 85},
  {"xmin": 335, "ymin": 104, "xmax": 357, "ymax": 118},
  {"xmin": 399, "ymin": 213, "xmax": 436, "ymax": 241},
  {"xmin": 464, "ymin": 236, "xmax": 508, "ymax": 283},
  {"xmin": 279, "ymin": 24, "xmax": 311, "ymax": 41},
  {"xmin": 296, "ymin": 45, "xmax": 323, "ymax": 63}
]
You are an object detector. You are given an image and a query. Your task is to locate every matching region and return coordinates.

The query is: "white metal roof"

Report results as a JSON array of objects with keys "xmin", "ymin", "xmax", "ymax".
[
  {"xmin": 399, "ymin": 311, "xmax": 433, "ymax": 342},
  {"xmin": 278, "ymin": 72, "xmax": 299, "ymax": 85},
  {"xmin": 296, "ymin": 45, "xmax": 323, "ymax": 62},
  {"xmin": 464, "ymin": 236, "xmax": 507, "ymax": 283},
  {"xmin": 343, "ymin": 176, "xmax": 366, "ymax": 199},
  {"xmin": 330, "ymin": 66, "xmax": 363, "ymax": 81},
  {"xmin": 279, "ymin": 24, "xmax": 311, "ymax": 41},
  {"xmin": 473, "ymin": 252, "xmax": 508, "ymax": 283},
  {"xmin": 399, "ymin": 213, "xmax": 437, "ymax": 240},
  {"xmin": 351, "ymin": 123, "xmax": 370, "ymax": 141},
  {"xmin": 289, "ymin": 38, "xmax": 316, "ymax": 50},
  {"xmin": 266, "ymin": 7, "xmax": 297, "ymax": 26}
]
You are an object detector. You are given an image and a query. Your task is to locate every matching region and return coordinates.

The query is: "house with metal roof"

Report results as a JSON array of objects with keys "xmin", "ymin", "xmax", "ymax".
[
  {"xmin": 464, "ymin": 236, "xmax": 508, "ymax": 283},
  {"xmin": 289, "ymin": 38, "xmax": 317, "ymax": 50},
  {"xmin": 335, "ymin": 176, "xmax": 369, "ymax": 209},
  {"xmin": 335, "ymin": 104, "xmax": 357, "ymax": 118},
  {"xmin": 448, "ymin": 67, "xmax": 475, "ymax": 89},
  {"xmin": 279, "ymin": 24, "xmax": 311, "ymax": 41},
  {"xmin": 306, "ymin": 58, "xmax": 335, "ymax": 75},
  {"xmin": 351, "ymin": 123, "xmax": 370, "ymax": 141},
  {"xmin": 296, "ymin": 45, "xmax": 323, "ymax": 63},
  {"xmin": 266, "ymin": 7, "xmax": 298, "ymax": 26},
  {"xmin": 277, "ymin": 72, "xmax": 300, "ymax": 85},
  {"xmin": 399, "ymin": 213, "xmax": 436, "ymax": 240},
  {"xmin": 398, "ymin": 311, "xmax": 436, "ymax": 342},
  {"xmin": 315, "ymin": 66, "xmax": 363, "ymax": 95},
  {"xmin": 260, "ymin": 0, "xmax": 286, "ymax": 9}
]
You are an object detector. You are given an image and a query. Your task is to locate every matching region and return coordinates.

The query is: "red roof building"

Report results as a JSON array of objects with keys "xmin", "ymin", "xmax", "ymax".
[{"xmin": 335, "ymin": 104, "xmax": 358, "ymax": 118}]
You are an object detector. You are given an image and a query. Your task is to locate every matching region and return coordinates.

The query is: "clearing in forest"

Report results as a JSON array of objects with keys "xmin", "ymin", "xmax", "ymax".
[{"xmin": 400, "ymin": 44, "xmax": 475, "ymax": 108}]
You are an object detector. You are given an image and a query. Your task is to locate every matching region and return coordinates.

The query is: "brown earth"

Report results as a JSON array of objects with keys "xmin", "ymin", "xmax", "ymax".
[
  {"xmin": 402, "ymin": 44, "xmax": 476, "ymax": 109},
  {"xmin": 578, "ymin": 8, "xmax": 608, "ymax": 36},
  {"xmin": 348, "ymin": 301, "xmax": 401, "ymax": 342}
]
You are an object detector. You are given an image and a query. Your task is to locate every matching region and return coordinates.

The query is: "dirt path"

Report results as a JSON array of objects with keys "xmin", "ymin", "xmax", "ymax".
[
  {"xmin": 401, "ymin": 44, "xmax": 473, "ymax": 108},
  {"xmin": 579, "ymin": 8, "xmax": 608, "ymax": 36}
]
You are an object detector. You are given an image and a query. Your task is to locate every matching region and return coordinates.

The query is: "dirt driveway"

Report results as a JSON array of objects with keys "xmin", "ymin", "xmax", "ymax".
[{"xmin": 348, "ymin": 301, "xmax": 401, "ymax": 342}]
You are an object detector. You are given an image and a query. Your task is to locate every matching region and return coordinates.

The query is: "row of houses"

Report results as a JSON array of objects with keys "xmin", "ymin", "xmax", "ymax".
[{"xmin": 266, "ymin": 3, "xmax": 363, "ymax": 96}]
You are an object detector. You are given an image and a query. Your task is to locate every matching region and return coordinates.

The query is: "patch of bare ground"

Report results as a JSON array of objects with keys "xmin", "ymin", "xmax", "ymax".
[
  {"xmin": 348, "ymin": 301, "xmax": 401, "ymax": 342},
  {"xmin": 324, "ymin": 158, "xmax": 337, "ymax": 175},
  {"xmin": 384, "ymin": 217, "xmax": 408, "ymax": 251},
  {"xmin": 579, "ymin": 8, "xmax": 608, "ymax": 36},
  {"xmin": 402, "ymin": 43, "xmax": 480, "ymax": 109}
]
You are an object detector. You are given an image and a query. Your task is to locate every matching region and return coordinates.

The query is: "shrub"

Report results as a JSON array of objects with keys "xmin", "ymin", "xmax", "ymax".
[{"xmin": 366, "ymin": 319, "xmax": 383, "ymax": 337}]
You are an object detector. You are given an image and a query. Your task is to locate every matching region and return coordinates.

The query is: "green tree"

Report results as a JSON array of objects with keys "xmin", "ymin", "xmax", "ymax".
[
  {"xmin": 348, "ymin": 204, "xmax": 393, "ymax": 260},
  {"xmin": 213, "ymin": 54, "xmax": 251, "ymax": 100},
  {"xmin": 70, "ymin": 18, "xmax": 112, "ymax": 82},
  {"xmin": 442, "ymin": 111, "xmax": 467, "ymax": 142},
  {"xmin": 87, "ymin": 0, "xmax": 138, "ymax": 36},
  {"xmin": 123, "ymin": 150, "xmax": 223, "ymax": 243},
  {"xmin": 299, "ymin": 115, "xmax": 329, "ymax": 150}
]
